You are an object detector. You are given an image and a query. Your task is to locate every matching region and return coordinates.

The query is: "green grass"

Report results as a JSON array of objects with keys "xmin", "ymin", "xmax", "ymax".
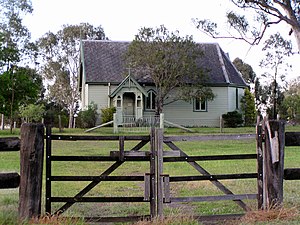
[{"xmin": 0, "ymin": 125, "xmax": 300, "ymax": 224}]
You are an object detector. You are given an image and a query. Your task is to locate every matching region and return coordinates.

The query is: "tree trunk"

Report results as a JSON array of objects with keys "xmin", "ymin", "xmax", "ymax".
[
  {"xmin": 68, "ymin": 110, "xmax": 74, "ymax": 128},
  {"xmin": 0, "ymin": 114, "xmax": 4, "ymax": 130},
  {"xmin": 293, "ymin": 26, "xmax": 300, "ymax": 53},
  {"xmin": 58, "ymin": 114, "xmax": 63, "ymax": 132}
]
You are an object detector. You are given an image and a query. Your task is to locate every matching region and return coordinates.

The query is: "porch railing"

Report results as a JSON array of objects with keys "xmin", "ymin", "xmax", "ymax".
[{"xmin": 113, "ymin": 114, "xmax": 161, "ymax": 133}]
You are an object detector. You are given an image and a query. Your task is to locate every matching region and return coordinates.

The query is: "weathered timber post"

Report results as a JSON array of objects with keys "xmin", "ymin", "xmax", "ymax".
[
  {"xmin": 19, "ymin": 123, "xmax": 44, "ymax": 220},
  {"xmin": 149, "ymin": 128, "xmax": 157, "ymax": 219},
  {"xmin": 155, "ymin": 128, "xmax": 164, "ymax": 217},
  {"xmin": 262, "ymin": 120, "xmax": 285, "ymax": 209}
]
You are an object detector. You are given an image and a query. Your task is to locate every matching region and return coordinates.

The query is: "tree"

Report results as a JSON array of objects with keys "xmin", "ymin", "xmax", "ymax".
[
  {"xmin": 37, "ymin": 23, "xmax": 107, "ymax": 128},
  {"xmin": 0, "ymin": 0, "xmax": 34, "ymax": 70},
  {"xmin": 232, "ymin": 58, "xmax": 256, "ymax": 84},
  {"xmin": 0, "ymin": 0, "xmax": 36, "ymax": 131},
  {"xmin": 281, "ymin": 77, "xmax": 300, "ymax": 122},
  {"xmin": 126, "ymin": 25, "xmax": 214, "ymax": 115},
  {"xmin": 260, "ymin": 32, "xmax": 292, "ymax": 118},
  {"xmin": 241, "ymin": 88, "xmax": 256, "ymax": 126},
  {"xmin": 0, "ymin": 66, "xmax": 43, "ymax": 131},
  {"xmin": 193, "ymin": 0, "xmax": 300, "ymax": 52},
  {"xmin": 19, "ymin": 104, "xmax": 45, "ymax": 123}
]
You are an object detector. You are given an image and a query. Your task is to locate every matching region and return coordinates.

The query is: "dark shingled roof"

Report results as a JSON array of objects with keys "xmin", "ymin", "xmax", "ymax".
[{"xmin": 80, "ymin": 40, "xmax": 247, "ymax": 87}]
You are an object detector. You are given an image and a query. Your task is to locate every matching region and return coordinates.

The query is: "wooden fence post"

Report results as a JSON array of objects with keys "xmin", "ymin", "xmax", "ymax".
[
  {"xmin": 262, "ymin": 120, "xmax": 285, "ymax": 209},
  {"xmin": 155, "ymin": 128, "xmax": 164, "ymax": 217},
  {"xmin": 19, "ymin": 123, "xmax": 44, "ymax": 220}
]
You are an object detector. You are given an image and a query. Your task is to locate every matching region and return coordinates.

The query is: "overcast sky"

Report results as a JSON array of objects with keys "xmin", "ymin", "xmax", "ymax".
[{"xmin": 23, "ymin": 0, "xmax": 299, "ymax": 81}]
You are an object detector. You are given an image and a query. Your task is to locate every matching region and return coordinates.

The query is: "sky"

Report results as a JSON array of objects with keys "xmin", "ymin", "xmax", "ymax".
[{"xmin": 23, "ymin": 0, "xmax": 299, "ymax": 81}]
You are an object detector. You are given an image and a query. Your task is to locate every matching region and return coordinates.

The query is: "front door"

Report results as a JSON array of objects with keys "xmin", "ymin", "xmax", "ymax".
[{"xmin": 123, "ymin": 93, "xmax": 135, "ymax": 116}]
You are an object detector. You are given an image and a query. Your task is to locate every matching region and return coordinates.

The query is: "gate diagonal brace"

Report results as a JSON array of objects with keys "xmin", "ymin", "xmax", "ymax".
[
  {"xmin": 54, "ymin": 139, "xmax": 150, "ymax": 215},
  {"xmin": 164, "ymin": 141, "xmax": 251, "ymax": 212}
]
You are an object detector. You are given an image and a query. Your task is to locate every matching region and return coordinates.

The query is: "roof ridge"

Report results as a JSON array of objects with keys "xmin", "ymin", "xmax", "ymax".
[{"xmin": 215, "ymin": 44, "xmax": 230, "ymax": 83}]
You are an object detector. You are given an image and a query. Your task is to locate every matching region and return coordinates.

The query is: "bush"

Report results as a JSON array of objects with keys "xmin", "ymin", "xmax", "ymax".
[
  {"xmin": 76, "ymin": 103, "xmax": 98, "ymax": 128},
  {"xmin": 222, "ymin": 111, "xmax": 244, "ymax": 128},
  {"xmin": 101, "ymin": 106, "xmax": 116, "ymax": 124}
]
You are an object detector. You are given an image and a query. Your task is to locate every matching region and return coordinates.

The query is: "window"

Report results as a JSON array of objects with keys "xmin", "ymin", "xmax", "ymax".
[
  {"xmin": 194, "ymin": 98, "xmax": 207, "ymax": 111},
  {"xmin": 146, "ymin": 90, "xmax": 156, "ymax": 110},
  {"xmin": 116, "ymin": 96, "xmax": 122, "ymax": 108}
]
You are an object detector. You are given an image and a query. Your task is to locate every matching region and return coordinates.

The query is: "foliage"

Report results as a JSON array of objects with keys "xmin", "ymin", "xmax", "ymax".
[
  {"xmin": 0, "ymin": 0, "xmax": 36, "ymax": 71},
  {"xmin": 101, "ymin": 106, "xmax": 116, "ymax": 124},
  {"xmin": 0, "ymin": 66, "xmax": 43, "ymax": 118},
  {"xmin": 19, "ymin": 104, "xmax": 45, "ymax": 123},
  {"xmin": 232, "ymin": 58, "xmax": 256, "ymax": 84},
  {"xmin": 260, "ymin": 33, "xmax": 292, "ymax": 119},
  {"xmin": 76, "ymin": 103, "xmax": 98, "ymax": 128},
  {"xmin": 43, "ymin": 102, "xmax": 69, "ymax": 128},
  {"xmin": 193, "ymin": 0, "xmax": 300, "ymax": 52},
  {"xmin": 222, "ymin": 111, "xmax": 244, "ymax": 128},
  {"xmin": 241, "ymin": 88, "xmax": 256, "ymax": 126},
  {"xmin": 126, "ymin": 25, "xmax": 214, "ymax": 114},
  {"xmin": 281, "ymin": 77, "xmax": 300, "ymax": 123},
  {"xmin": 37, "ymin": 23, "xmax": 107, "ymax": 128}
]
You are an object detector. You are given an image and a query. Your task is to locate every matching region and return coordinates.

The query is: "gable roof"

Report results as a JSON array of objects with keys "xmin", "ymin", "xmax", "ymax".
[
  {"xmin": 110, "ymin": 75, "xmax": 148, "ymax": 97},
  {"xmin": 80, "ymin": 40, "xmax": 247, "ymax": 87}
]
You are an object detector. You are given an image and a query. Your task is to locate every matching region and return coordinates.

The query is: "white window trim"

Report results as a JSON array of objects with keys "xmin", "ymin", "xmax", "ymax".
[{"xmin": 193, "ymin": 98, "xmax": 207, "ymax": 112}]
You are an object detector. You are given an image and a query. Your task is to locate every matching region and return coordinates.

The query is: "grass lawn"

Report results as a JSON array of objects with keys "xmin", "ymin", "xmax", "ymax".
[{"xmin": 0, "ymin": 125, "xmax": 299, "ymax": 224}]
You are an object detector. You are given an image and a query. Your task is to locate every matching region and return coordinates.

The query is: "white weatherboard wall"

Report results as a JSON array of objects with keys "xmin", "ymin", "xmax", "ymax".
[{"xmin": 162, "ymin": 87, "xmax": 230, "ymax": 127}]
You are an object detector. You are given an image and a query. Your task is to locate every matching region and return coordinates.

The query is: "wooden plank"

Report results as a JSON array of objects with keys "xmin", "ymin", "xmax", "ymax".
[
  {"xmin": 164, "ymin": 134, "xmax": 255, "ymax": 142},
  {"xmin": 285, "ymin": 132, "xmax": 300, "ymax": 146},
  {"xmin": 83, "ymin": 215, "xmax": 151, "ymax": 223},
  {"xmin": 163, "ymin": 175, "xmax": 170, "ymax": 203},
  {"xmin": 164, "ymin": 141, "xmax": 251, "ymax": 212},
  {"xmin": 170, "ymin": 194, "xmax": 257, "ymax": 202},
  {"xmin": 156, "ymin": 129, "xmax": 164, "ymax": 216},
  {"xmin": 144, "ymin": 174, "xmax": 150, "ymax": 201},
  {"xmin": 284, "ymin": 168, "xmax": 300, "ymax": 180},
  {"xmin": 149, "ymin": 128, "xmax": 156, "ymax": 218},
  {"xmin": 0, "ymin": 137, "xmax": 20, "ymax": 151},
  {"xmin": 110, "ymin": 151, "xmax": 151, "ymax": 157},
  {"xmin": 163, "ymin": 154, "xmax": 257, "ymax": 162},
  {"xmin": 119, "ymin": 136, "xmax": 125, "ymax": 161},
  {"xmin": 51, "ymin": 197, "xmax": 146, "ymax": 202},
  {"xmin": 50, "ymin": 135, "xmax": 150, "ymax": 141},
  {"xmin": 51, "ymin": 155, "xmax": 150, "ymax": 161},
  {"xmin": 19, "ymin": 123, "xmax": 44, "ymax": 220},
  {"xmin": 169, "ymin": 173, "xmax": 257, "ymax": 182},
  {"xmin": 51, "ymin": 175, "xmax": 144, "ymax": 181},
  {"xmin": 0, "ymin": 172, "xmax": 20, "ymax": 188},
  {"xmin": 45, "ymin": 126, "xmax": 52, "ymax": 214}
]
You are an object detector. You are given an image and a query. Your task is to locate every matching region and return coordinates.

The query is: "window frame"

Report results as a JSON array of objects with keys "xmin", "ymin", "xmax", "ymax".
[
  {"xmin": 193, "ymin": 98, "xmax": 207, "ymax": 112},
  {"xmin": 145, "ymin": 90, "xmax": 156, "ymax": 111}
]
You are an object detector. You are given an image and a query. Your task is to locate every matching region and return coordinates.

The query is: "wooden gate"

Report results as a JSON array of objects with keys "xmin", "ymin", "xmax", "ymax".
[
  {"xmin": 157, "ymin": 131, "xmax": 259, "ymax": 221},
  {"xmin": 45, "ymin": 126, "xmax": 261, "ymax": 222},
  {"xmin": 45, "ymin": 127, "xmax": 158, "ymax": 222}
]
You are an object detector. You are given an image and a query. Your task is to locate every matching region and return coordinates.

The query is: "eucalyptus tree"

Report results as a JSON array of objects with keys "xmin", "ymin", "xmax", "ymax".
[
  {"xmin": 260, "ymin": 32, "xmax": 293, "ymax": 118},
  {"xmin": 193, "ymin": 0, "xmax": 300, "ymax": 52},
  {"xmin": 232, "ymin": 58, "xmax": 256, "ymax": 84},
  {"xmin": 37, "ymin": 23, "xmax": 107, "ymax": 128},
  {"xmin": 126, "ymin": 25, "xmax": 214, "ymax": 115},
  {"xmin": 0, "ymin": 0, "xmax": 38, "ymax": 130}
]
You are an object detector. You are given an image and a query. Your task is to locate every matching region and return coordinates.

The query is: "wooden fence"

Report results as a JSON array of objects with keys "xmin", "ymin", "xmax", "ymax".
[
  {"xmin": 1, "ymin": 120, "xmax": 300, "ymax": 223},
  {"xmin": 0, "ymin": 123, "xmax": 44, "ymax": 220}
]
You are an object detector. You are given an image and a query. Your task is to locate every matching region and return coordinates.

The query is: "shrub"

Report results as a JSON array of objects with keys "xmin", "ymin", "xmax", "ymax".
[
  {"xmin": 76, "ymin": 103, "xmax": 98, "ymax": 128},
  {"xmin": 222, "ymin": 111, "xmax": 244, "ymax": 128},
  {"xmin": 101, "ymin": 106, "xmax": 116, "ymax": 124}
]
